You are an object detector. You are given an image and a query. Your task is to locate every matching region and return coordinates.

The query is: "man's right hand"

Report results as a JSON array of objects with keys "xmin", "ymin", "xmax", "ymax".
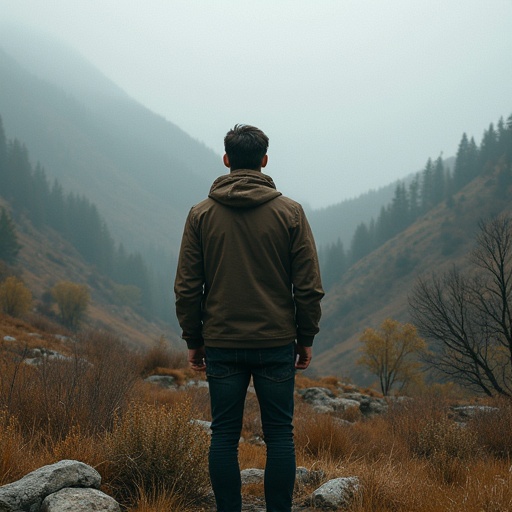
[{"xmin": 295, "ymin": 344, "xmax": 312, "ymax": 370}]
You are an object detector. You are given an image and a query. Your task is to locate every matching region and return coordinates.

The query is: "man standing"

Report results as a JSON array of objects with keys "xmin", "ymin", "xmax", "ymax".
[{"xmin": 174, "ymin": 124, "xmax": 324, "ymax": 512}]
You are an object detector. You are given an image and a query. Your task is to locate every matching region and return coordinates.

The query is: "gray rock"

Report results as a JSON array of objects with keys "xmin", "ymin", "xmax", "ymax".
[
  {"xmin": 451, "ymin": 405, "xmax": 499, "ymax": 418},
  {"xmin": 191, "ymin": 419, "xmax": 212, "ymax": 434},
  {"xmin": 298, "ymin": 387, "xmax": 335, "ymax": 402},
  {"xmin": 299, "ymin": 387, "xmax": 340, "ymax": 413},
  {"xmin": 2, "ymin": 336, "xmax": 16, "ymax": 342},
  {"xmin": 311, "ymin": 476, "xmax": 360, "ymax": 509},
  {"xmin": 0, "ymin": 460, "xmax": 100, "ymax": 512},
  {"xmin": 41, "ymin": 488, "xmax": 120, "ymax": 512},
  {"xmin": 295, "ymin": 467, "xmax": 325, "ymax": 486},
  {"xmin": 185, "ymin": 379, "xmax": 209, "ymax": 388},
  {"xmin": 358, "ymin": 397, "xmax": 388, "ymax": 416},
  {"xmin": 335, "ymin": 398, "xmax": 361, "ymax": 410},
  {"xmin": 144, "ymin": 375, "xmax": 177, "ymax": 388},
  {"xmin": 241, "ymin": 469, "xmax": 265, "ymax": 485}
]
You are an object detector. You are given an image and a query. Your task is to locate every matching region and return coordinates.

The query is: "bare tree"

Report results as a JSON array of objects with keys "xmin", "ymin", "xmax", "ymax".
[{"xmin": 409, "ymin": 214, "xmax": 512, "ymax": 396}]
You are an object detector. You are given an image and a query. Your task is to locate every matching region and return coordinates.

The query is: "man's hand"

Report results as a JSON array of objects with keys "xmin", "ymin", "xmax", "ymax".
[
  {"xmin": 295, "ymin": 344, "xmax": 312, "ymax": 370},
  {"xmin": 188, "ymin": 346, "xmax": 206, "ymax": 372}
]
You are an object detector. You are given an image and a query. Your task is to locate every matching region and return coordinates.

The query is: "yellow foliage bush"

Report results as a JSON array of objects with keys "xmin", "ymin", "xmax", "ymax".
[
  {"xmin": 0, "ymin": 276, "xmax": 32, "ymax": 317},
  {"xmin": 51, "ymin": 281, "xmax": 89, "ymax": 329}
]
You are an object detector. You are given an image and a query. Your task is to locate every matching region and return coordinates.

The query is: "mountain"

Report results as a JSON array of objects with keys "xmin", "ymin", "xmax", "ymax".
[
  {"xmin": 309, "ymin": 158, "xmax": 455, "ymax": 250},
  {"xmin": 311, "ymin": 165, "xmax": 512, "ymax": 382},
  {"xmin": 0, "ymin": 23, "xmax": 219, "ymax": 257}
]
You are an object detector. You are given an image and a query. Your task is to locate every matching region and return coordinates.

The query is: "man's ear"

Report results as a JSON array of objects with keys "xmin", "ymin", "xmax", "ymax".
[
  {"xmin": 261, "ymin": 155, "xmax": 268, "ymax": 168},
  {"xmin": 223, "ymin": 154, "xmax": 230, "ymax": 168}
]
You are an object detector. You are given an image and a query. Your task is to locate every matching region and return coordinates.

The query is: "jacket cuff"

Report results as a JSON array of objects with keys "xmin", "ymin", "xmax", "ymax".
[
  {"xmin": 186, "ymin": 338, "xmax": 205, "ymax": 349},
  {"xmin": 297, "ymin": 335, "xmax": 314, "ymax": 347}
]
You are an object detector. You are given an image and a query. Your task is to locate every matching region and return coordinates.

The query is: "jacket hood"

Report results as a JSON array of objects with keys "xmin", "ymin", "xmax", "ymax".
[{"xmin": 208, "ymin": 170, "xmax": 282, "ymax": 208}]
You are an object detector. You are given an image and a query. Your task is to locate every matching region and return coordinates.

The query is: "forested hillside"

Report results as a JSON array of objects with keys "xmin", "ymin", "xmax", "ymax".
[
  {"xmin": 313, "ymin": 115, "xmax": 512, "ymax": 381},
  {"xmin": 0, "ymin": 115, "xmax": 176, "ymax": 331}
]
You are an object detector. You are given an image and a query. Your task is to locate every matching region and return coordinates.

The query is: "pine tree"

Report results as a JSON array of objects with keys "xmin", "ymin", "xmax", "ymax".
[
  {"xmin": 420, "ymin": 158, "xmax": 434, "ymax": 211},
  {"xmin": 453, "ymin": 133, "xmax": 479, "ymax": 190},
  {"xmin": 30, "ymin": 163, "xmax": 50, "ymax": 227},
  {"xmin": 479, "ymin": 123, "xmax": 498, "ymax": 171},
  {"xmin": 0, "ymin": 207, "xmax": 21, "ymax": 263},
  {"xmin": 320, "ymin": 238, "xmax": 347, "ymax": 290},
  {"xmin": 350, "ymin": 222, "xmax": 374, "ymax": 263},
  {"xmin": 6, "ymin": 139, "xmax": 32, "ymax": 209},
  {"xmin": 390, "ymin": 183, "xmax": 409, "ymax": 232},
  {"xmin": 432, "ymin": 156, "xmax": 446, "ymax": 205},
  {"xmin": 408, "ymin": 174, "xmax": 421, "ymax": 221}
]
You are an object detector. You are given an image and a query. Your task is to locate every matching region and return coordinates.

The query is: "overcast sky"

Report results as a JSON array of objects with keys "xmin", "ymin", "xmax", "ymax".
[{"xmin": 1, "ymin": 0, "xmax": 511, "ymax": 208}]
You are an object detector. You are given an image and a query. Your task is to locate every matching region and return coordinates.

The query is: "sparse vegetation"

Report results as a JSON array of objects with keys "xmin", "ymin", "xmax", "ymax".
[{"xmin": 1, "ymin": 317, "xmax": 512, "ymax": 511}]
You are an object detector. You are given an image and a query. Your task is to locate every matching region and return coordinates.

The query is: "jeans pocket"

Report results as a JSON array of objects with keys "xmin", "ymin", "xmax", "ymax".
[
  {"xmin": 258, "ymin": 344, "xmax": 296, "ymax": 382},
  {"xmin": 205, "ymin": 347, "xmax": 243, "ymax": 379}
]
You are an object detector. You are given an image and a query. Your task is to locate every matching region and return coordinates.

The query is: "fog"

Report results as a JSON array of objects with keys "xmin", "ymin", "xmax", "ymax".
[{"xmin": 1, "ymin": 0, "xmax": 511, "ymax": 208}]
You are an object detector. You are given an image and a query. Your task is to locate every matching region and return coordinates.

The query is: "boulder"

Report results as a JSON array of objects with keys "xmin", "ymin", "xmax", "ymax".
[
  {"xmin": 41, "ymin": 488, "xmax": 120, "ymax": 512},
  {"xmin": 0, "ymin": 460, "xmax": 100, "ymax": 512},
  {"xmin": 295, "ymin": 467, "xmax": 325, "ymax": 486},
  {"xmin": 240, "ymin": 469, "xmax": 265, "ymax": 485},
  {"xmin": 144, "ymin": 375, "xmax": 177, "ymax": 388},
  {"xmin": 311, "ymin": 476, "xmax": 360, "ymax": 509}
]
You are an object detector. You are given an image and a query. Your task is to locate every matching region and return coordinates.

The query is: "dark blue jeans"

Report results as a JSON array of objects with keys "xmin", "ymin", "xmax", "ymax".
[{"xmin": 205, "ymin": 343, "xmax": 296, "ymax": 512}]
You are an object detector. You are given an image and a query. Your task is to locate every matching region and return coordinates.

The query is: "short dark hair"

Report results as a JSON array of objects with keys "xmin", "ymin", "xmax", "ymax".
[{"xmin": 224, "ymin": 124, "xmax": 269, "ymax": 170}]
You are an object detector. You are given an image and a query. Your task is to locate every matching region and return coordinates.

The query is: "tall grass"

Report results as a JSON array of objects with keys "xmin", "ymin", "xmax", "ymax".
[
  {"xmin": 0, "ymin": 330, "xmax": 139, "ymax": 439},
  {"xmin": 1, "ymin": 325, "xmax": 512, "ymax": 511},
  {"xmin": 103, "ymin": 400, "xmax": 210, "ymax": 508}
]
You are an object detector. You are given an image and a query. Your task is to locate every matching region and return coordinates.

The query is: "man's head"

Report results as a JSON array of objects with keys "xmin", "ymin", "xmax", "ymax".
[{"xmin": 223, "ymin": 124, "xmax": 269, "ymax": 171}]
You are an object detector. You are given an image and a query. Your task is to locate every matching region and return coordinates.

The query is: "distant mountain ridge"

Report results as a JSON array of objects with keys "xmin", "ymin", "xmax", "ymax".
[{"xmin": 0, "ymin": 24, "xmax": 219, "ymax": 258}]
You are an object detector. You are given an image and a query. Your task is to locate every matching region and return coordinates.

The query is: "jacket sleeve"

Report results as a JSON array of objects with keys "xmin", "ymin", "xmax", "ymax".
[
  {"xmin": 174, "ymin": 209, "xmax": 205, "ymax": 349},
  {"xmin": 290, "ymin": 206, "xmax": 325, "ymax": 346}
]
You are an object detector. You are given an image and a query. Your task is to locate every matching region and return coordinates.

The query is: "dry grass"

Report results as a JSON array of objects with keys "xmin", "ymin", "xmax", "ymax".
[
  {"xmin": 2, "ymin": 320, "xmax": 512, "ymax": 511},
  {"xmin": 103, "ymin": 399, "xmax": 210, "ymax": 508},
  {"xmin": 139, "ymin": 337, "xmax": 188, "ymax": 377}
]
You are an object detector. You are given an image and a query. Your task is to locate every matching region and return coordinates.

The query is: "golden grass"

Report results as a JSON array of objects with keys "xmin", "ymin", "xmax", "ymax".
[{"xmin": 1, "ymin": 323, "xmax": 512, "ymax": 511}]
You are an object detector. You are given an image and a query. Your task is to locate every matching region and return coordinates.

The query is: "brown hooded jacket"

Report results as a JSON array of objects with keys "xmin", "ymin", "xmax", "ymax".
[{"xmin": 174, "ymin": 169, "xmax": 324, "ymax": 349}]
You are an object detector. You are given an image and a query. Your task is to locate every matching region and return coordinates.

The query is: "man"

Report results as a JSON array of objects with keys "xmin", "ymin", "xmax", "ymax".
[{"xmin": 174, "ymin": 124, "xmax": 324, "ymax": 512}]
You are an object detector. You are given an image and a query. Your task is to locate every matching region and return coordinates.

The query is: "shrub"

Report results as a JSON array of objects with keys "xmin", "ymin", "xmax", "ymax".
[
  {"xmin": 414, "ymin": 417, "xmax": 477, "ymax": 484},
  {"xmin": 294, "ymin": 409, "xmax": 353, "ymax": 462},
  {"xmin": 139, "ymin": 337, "xmax": 187, "ymax": 377},
  {"xmin": 2, "ymin": 330, "xmax": 139, "ymax": 439},
  {"xmin": 51, "ymin": 281, "xmax": 89, "ymax": 329},
  {"xmin": 468, "ymin": 398, "xmax": 512, "ymax": 458},
  {"xmin": 0, "ymin": 410, "xmax": 23, "ymax": 484},
  {"xmin": 0, "ymin": 276, "xmax": 32, "ymax": 317},
  {"xmin": 104, "ymin": 400, "xmax": 210, "ymax": 507}
]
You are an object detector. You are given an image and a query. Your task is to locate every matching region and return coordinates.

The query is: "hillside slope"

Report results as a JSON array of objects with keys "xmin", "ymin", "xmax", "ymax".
[
  {"xmin": 1, "ymin": 196, "xmax": 179, "ymax": 349},
  {"xmin": 312, "ymin": 168, "xmax": 512, "ymax": 382},
  {"xmin": 0, "ymin": 25, "xmax": 219, "ymax": 256}
]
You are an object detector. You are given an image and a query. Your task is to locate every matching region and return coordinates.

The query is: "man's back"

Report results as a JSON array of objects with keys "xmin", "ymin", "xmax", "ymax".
[{"xmin": 175, "ymin": 169, "xmax": 323, "ymax": 348}]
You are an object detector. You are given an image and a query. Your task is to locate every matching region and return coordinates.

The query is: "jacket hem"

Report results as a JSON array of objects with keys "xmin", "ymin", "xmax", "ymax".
[{"xmin": 205, "ymin": 338, "xmax": 295, "ymax": 349}]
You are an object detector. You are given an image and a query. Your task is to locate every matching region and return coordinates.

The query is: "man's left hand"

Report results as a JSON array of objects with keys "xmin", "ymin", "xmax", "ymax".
[{"xmin": 188, "ymin": 347, "xmax": 206, "ymax": 372}]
